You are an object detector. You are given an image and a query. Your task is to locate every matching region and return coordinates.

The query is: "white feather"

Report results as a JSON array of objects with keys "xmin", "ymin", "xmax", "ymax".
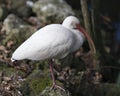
[{"xmin": 12, "ymin": 16, "xmax": 85, "ymax": 61}]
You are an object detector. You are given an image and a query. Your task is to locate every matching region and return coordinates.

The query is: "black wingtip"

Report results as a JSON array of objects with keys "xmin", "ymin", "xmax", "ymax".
[{"xmin": 11, "ymin": 58, "xmax": 17, "ymax": 62}]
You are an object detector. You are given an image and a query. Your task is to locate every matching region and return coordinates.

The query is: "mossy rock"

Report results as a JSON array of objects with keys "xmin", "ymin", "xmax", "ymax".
[
  {"xmin": 23, "ymin": 69, "xmax": 52, "ymax": 96},
  {"xmin": 30, "ymin": 78, "xmax": 51, "ymax": 95},
  {"xmin": 32, "ymin": 0, "xmax": 74, "ymax": 23},
  {"xmin": 20, "ymin": 81, "xmax": 31, "ymax": 96},
  {"xmin": 0, "ymin": 63, "xmax": 23, "ymax": 76},
  {"xmin": 8, "ymin": 0, "xmax": 32, "ymax": 17},
  {"xmin": 1, "ymin": 14, "xmax": 37, "ymax": 47},
  {"xmin": 40, "ymin": 87, "xmax": 71, "ymax": 96}
]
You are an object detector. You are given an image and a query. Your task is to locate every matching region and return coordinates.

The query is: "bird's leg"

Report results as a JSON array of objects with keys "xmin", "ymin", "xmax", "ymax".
[{"xmin": 49, "ymin": 59, "xmax": 65, "ymax": 91}]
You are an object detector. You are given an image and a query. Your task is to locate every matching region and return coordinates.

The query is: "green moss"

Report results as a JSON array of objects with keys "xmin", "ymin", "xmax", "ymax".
[
  {"xmin": 29, "ymin": 76, "xmax": 52, "ymax": 95},
  {"xmin": 20, "ymin": 81, "xmax": 31, "ymax": 96},
  {"xmin": 0, "ymin": 64, "xmax": 23, "ymax": 76}
]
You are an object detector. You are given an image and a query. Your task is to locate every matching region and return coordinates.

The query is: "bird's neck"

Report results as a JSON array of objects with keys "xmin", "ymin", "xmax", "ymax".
[
  {"xmin": 74, "ymin": 29, "xmax": 85, "ymax": 42},
  {"xmin": 71, "ymin": 29, "xmax": 85, "ymax": 52}
]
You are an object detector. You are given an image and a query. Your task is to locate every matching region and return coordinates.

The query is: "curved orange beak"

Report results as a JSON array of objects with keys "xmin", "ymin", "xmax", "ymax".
[{"xmin": 76, "ymin": 24, "xmax": 96, "ymax": 54}]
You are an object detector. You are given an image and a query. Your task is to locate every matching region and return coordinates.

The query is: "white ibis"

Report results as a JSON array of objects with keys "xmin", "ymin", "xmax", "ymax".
[{"xmin": 11, "ymin": 16, "xmax": 96, "ymax": 91}]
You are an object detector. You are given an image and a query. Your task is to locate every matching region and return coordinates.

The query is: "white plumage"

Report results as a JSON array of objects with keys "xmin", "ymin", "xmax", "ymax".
[{"xmin": 12, "ymin": 16, "xmax": 85, "ymax": 61}]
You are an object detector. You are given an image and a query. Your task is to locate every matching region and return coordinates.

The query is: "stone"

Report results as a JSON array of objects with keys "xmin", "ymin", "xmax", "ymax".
[
  {"xmin": 39, "ymin": 87, "xmax": 72, "ymax": 96},
  {"xmin": 32, "ymin": 0, "xmax": 75, "ymax": 23},
  {"xmin": 1, "ymin": 14, "xmax": 37, "ymax": 45},
  {"xmin": 8, "ymin": 0, "xmax": 32, "ymax": 17}
]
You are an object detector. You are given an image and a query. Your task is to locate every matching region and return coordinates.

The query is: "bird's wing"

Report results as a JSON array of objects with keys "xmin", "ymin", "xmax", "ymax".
[{"xmin": 12, "ymin": 24, "xmax": 75, "ymax": 60}]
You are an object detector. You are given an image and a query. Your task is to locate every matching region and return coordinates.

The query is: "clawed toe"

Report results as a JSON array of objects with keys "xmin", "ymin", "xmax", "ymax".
[{"xmin": 50, "ymin": 83, "xmax": 65, "ymax": 91}]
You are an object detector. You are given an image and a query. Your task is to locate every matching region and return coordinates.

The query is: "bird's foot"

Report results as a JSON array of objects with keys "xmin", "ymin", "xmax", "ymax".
[{"xmin": 51, "ymin": 83, "xmax": 65, "ymax": 92}]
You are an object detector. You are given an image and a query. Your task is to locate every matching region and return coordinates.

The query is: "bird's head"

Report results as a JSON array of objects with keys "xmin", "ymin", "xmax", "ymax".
[{"xmin": 62, "ymin": 16, "xmax": 96, "ymax": 54}]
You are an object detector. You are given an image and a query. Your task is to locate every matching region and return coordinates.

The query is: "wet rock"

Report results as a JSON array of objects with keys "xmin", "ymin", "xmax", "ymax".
[
  {"xmin": 40, "ymin": 87, "xmax": 71, "ymax": 96},
  {"xmin": 32, "ymin": 0, "xmax": 75, "ymax": 23},
  {"xmin": 1, "ymin": 14, "xmax": 37, "ymax": 45}
]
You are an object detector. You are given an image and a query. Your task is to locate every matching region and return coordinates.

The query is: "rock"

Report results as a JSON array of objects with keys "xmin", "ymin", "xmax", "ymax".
[
  {"xmin": 1, "ymin": 14, "xmax": 26, "ymax": 34},
  {"xmin": 9, "ymin": 0, "xmax": 26, "ymax": 9},
  {"xmin": 2, "ymin": 77, "xmax": 11, "ymax": 82},
  {"xmin": 0, "ymin": 0, "xmax": 32, "ymax": 18},
  {"xmin": 15, "ymin": 5, "xmax": 32, "ymax": 18},
  {"xmin": 40, "ymin": 87, "xmax": 72, "ymax": 96},
  {"xmin": 8, "ymin": 0, "xmax": 32, "ymax": 17},
  {"xmin": 1, "ymin": 14, "xmax": 37, "ymax": 45},
  {"xmin": 32, "ymin": 0, "xmax": 75, "ymax": 23}
]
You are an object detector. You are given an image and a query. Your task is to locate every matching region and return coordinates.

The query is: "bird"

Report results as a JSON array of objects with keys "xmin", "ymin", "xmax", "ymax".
[{"xmin": 11, "ymin": 16, "xmax": 96, "ymax": 91}]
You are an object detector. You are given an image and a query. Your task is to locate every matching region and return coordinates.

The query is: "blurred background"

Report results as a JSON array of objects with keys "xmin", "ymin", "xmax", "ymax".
[{"xmin": 0, "ymin": 0, "xmax": 120, "ymax": 96}]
